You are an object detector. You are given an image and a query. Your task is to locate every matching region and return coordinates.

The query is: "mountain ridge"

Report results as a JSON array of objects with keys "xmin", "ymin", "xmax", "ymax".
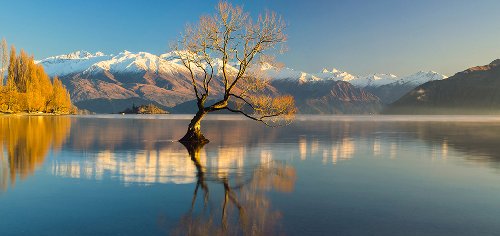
[
  {"xmin": 37, "ymin": 50, "xmax": 447, "ymax": 87},
  {"xmin": 385, "ymin": 59, "xmax": 500, "ymax": 114},
  {"xmin": 36, "ymin": 50, "xmax": 448, "ymax": 114}
]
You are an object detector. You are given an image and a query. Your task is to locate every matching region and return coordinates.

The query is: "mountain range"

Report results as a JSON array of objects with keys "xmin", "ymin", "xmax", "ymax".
[
  {"xmin": 37, "ymin": 50, "xmax": 447, "ymax": 114},
  {"xmin": 385, "ymin": 59, "xmax": 500, "ymax": 114}
]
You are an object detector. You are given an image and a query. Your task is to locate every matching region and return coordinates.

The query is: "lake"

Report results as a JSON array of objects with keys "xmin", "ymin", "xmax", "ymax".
[{"xmin": 1, "ymin": 115, "xmax": 500, "ymax": 235}]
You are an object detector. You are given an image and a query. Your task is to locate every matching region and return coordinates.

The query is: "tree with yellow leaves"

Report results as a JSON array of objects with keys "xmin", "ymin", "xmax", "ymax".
[
  {"xmin": 0, "ymin": 43, "xmax": 73, "ymax": 114},
  {"xmin": 50, "ymin": 76, "xmax": 72, "ymax": 114},
  {"xmin": 25, "ymin": 59, "xmax": 45, "ymax": 112},
  {"xmin": 4, "ymin": 45, "xmax": 18, "ymax": 112}
]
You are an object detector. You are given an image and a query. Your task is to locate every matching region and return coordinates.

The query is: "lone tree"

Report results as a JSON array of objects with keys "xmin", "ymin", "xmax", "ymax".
[{"xmin": 174, "ymin": 1, "xmax": 296, "ymax": 145}]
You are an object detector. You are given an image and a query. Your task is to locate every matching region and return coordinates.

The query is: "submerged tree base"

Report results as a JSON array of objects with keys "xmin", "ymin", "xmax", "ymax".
[
  {"xmin": 179, "ymin": 130, "xmax": 210, "ymax": 148},
  {"xmin": 179, "ymin": 111, "xmax": 209, "ymax": 146}
]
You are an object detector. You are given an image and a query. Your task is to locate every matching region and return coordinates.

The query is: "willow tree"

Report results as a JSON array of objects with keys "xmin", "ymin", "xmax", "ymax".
[{"xmin": 173, "ymin": 1, "xmax": 296, "ymax": 144}]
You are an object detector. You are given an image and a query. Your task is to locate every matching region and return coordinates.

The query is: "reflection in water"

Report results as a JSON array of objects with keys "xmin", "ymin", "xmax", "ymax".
[
  {"xmin": 373, "ymin": 138, "xmax": 381, "ymax": 156},
  {"xmin": 52, "ymin": 148, "xmax": 197, "ymax": 185},
  {"xmin": 46, "ymin": 118, "xmax": 292, "ymax": 187},
  {"xmin": 442, "ymin": 139, "xmax": 448, "ymax": 159},
  {"xmin": 299, "ymin": 136, "xmax": 307, "ymax": 160},
  {"xmin": 0, "ymin": 116, "xmax": 71, "ymax": 191},
  {"xmin": 3, "ymin": 116, "xmax": 500, "ymax": 235},
  {"xmin": 3, "ymin": 116, "xmax": 500, "ymax": 191},
  {"xmin": 4, "ymin": 116, "xmax": 500, "ymax": 190},
  {"xmin": 169, "ymin": 143, "xmax": 296, "ymax": 236},
  {"xmin": 52, "ymin": 143, "xmax": 274, "ymax": 186}
]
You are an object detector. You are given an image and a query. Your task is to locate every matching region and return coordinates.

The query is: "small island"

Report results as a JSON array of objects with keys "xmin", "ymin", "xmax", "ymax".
[{"xmin": 120, "ymin": 104, "xmax": 168, "ymax": 114}]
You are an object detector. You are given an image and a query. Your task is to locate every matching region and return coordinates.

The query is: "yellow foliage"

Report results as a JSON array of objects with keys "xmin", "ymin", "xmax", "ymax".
[
  {"xmin": 50, "ymin": 76, "xmax": 72, "ymax": 114},
  {"xmin": 0, "ymin": 43, "xmax": 72, "ymax": 114}
]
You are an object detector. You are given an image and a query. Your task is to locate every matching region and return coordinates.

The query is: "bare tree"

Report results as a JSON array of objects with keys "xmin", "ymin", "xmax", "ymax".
[
  {"xmin": 173, "ymin": 1, "xmax": 296, "ymax": 144},
  {"xmin": 0, "ymin": 38, "xmax": 7, "ymax": 86}
]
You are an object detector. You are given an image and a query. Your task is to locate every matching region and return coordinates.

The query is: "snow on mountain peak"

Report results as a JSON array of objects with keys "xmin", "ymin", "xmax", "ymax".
[
  {"xmin": 36, "ymin": 49, "xmax": 447, "ymax": 88},
  {"xmin": 320, "ymin": 68, "xmax": 340, "ymax": 73},
  {"xmin": 263, "ymin": 65, "xmax": 355, "ymax": 83},
  {"xmin": 37, "ymin": 51, "xmax": 112, "ymax": 76},
  {"xmin": 82, "ymin": 51, "xmax": 189, "ymax": 75},
  {"xmin": 321, "ymin": 68, "xmax": 329, "ymax": 73},
  {"xmin": 66, "ymin": 50, "xmax": 92, "ymax": 59},
  {"xmin": 48, "ymin": 50, "xmax": 108, "ymax": 60},
  {"xmin": 37, "ymin": 50, "xmax": 190, "ymax": 76},
  {"xmin": 347, "ymin": 73, "xmax": 398, "ymax": 87},
  {"xmin": 392, "ymin": 70, "xmax": 447, "ymax": 86}
]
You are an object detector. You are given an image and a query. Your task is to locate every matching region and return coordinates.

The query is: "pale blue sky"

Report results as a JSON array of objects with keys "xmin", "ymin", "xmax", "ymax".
[{"xmin": 1, "ymin": 0, "xmax": 499, "ymax": 76}]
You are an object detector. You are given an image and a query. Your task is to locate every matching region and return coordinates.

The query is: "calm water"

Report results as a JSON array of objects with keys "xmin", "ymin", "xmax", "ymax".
[{"xmin": 2, "ymin": 115, "xmax": 500, "ymax": 235}]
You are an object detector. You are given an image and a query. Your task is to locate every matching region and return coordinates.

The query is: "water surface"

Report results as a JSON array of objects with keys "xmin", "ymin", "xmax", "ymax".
[{"xmin": 1, "ymin": 115, "xmax": 500, "ymax": 235}]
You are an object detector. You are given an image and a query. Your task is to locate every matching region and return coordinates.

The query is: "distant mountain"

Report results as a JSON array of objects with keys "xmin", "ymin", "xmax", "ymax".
[
  {"xmin": 262, "ymin": 66, "xmax": 357, "ymax": 83},
  {"xmin": 271, "ymin": 80, "xmax": 382, "ymax": 114},
  {"xmin": 263, "ymin": 65, "xmax": 446, "ymax": 104},
  {"xmin": 385, "ymin": 59, "xmax": 500, "ymax": 114},
  {"xmin": 37, "ymin": 50, "xmax": 445, "ymax": 114},
  {"xmin": 366, "ymin": 71, "xmax": 447, "ymax": 104},
  {"xmin": 38, "ymin": 50, "xmax": 220, "ymax": 109}
]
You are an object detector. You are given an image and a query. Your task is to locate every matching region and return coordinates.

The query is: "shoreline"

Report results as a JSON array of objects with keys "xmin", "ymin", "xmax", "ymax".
[{"xmin": 0, "ymin": 112, "xmax": 72, "ymax": 116}]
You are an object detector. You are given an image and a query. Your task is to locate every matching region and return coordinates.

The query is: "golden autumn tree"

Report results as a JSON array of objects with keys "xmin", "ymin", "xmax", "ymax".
[
  {"xmin": 38, "ymin": 65, "xmax": 54, "ymax": 112},
  {"xmin": 50, "ymin": 76, "xmax": 72, "ymax": 114},
  {"xmin": 15, "ymin": 49, "xmax": 30, "ymax": 93},
  {"xmin": 25, "ymin": 58, "xmax": 46, "ymax": 112},
  {"xmin": 173, "ymin": 1, "xmax": 296, "ymax": 144},
  {"xmin": 0, "ymin": 43, "xmax": 72, "ymax": 114},
  {"xmin": 4, "ymin": 45, "xmax": 18, "ymax": 112}
]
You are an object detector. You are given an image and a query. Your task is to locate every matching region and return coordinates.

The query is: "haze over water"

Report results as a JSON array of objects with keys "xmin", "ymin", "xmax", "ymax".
[{"xmin": 1, "ymin": 115, "xmax": 500, "ymax": 235}]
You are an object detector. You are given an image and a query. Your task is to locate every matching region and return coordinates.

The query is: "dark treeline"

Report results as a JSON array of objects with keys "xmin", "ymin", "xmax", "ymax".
[{"xmin": 0, "ymin": 38, "xmax": 73, "ymax": 114}]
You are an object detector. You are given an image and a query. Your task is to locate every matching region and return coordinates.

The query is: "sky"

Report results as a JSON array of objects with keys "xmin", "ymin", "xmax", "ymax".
[{"xmin": 1, "ymin": 0, "xmax": 500, "ymax": 76}]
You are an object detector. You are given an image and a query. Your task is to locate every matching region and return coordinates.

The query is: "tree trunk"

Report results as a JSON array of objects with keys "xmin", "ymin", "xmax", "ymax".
[{"xmin": 179, "ymin": 110, "xmax": 209, "ymax": 145}]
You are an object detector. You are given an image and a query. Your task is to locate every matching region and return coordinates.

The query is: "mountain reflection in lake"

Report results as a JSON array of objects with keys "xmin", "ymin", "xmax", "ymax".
[{"xmin": 2, "ymin": 115, "xmax": 500, "ymax": 235}]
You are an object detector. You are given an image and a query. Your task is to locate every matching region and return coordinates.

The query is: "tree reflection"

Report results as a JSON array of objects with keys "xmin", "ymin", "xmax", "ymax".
[
  {"xmin": 169, "ymin": 143, "xmax": 296, "ymax": 236},
  {"xmin": 0, "ymin": 116, "xmax": 71, "ymax": 191}
]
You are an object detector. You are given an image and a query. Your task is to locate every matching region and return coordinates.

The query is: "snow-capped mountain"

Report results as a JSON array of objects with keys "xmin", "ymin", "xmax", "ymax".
[
  {"xmin": 392, "ymin": 71, "xmax": 447, "ymax": 86},
  {"xmin": 35, "ymin": 50, "xmax": 447, "ymax": 113},
  {"xmin": 37, "ymin": 51, "xmax": 109, "ymax": 76},
  {"xmin": 259, "ymin": 63, "xmax": 447, "ymax": 105},
  {"xmin": 38, "ymin": 50, "xmax": 446, "ymax": 88},
  {"xmin": 260, "ymin": 64, "xmax": 445, "ymax": 88},
  {"xmin": 262, "ymin": 65, "xmax": 357, "ymax": 83},
  {"xmin": 349, "ymin": 73, "xmax": 399, "ymax": 87},
  {"xmin": 38, "ymin": 50, "xmax": 189, "ymax": 77},
  {"xmin": 363, "ymin": 71, "xmax": 448, "ymax": 104}
]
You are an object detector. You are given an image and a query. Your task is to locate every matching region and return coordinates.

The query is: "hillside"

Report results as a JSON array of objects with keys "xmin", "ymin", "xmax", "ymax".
[{"xmin": 385, "ymin": 59, "xmax": 500, "ymax": 114}]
